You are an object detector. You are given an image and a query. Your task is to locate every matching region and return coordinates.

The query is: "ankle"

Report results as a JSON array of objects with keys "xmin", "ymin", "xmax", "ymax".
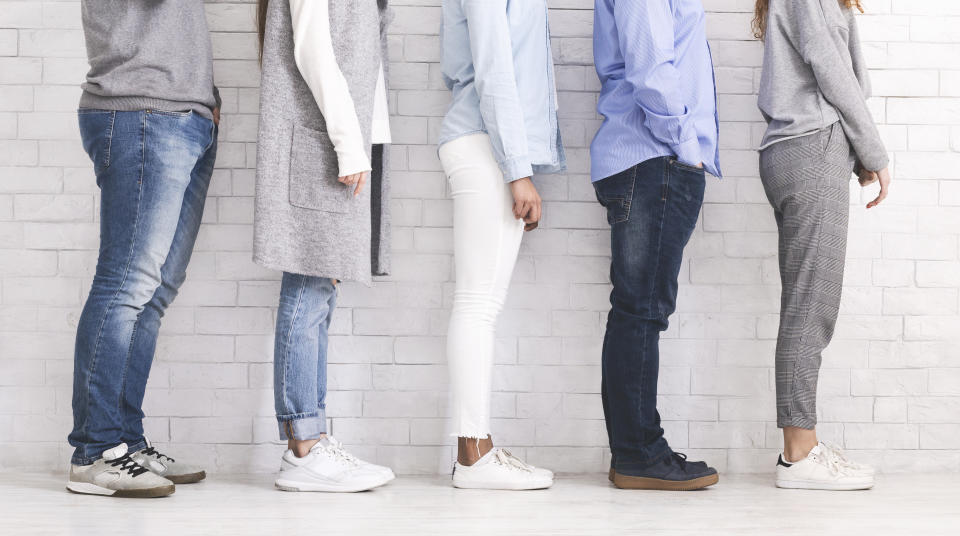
[
  {"xmin": 288, "ymin": 436, "xmax": 323, "ymax": 458},
  {"xmin": 457, "ymin": 436, "xmax": 493, "ymax": 466},
  {"xmin": 782, "ymin": 427, "xmax": 818, "ymax": 463}
]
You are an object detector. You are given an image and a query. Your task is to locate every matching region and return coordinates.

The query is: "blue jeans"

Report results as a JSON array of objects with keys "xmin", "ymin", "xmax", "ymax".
[
  {"xmin": 274, "ymin": 273, "xmax": 338, "ymax": 440},
  {"xmin": 594, "ymin": 157, "xmax": 705, "ymax": 473},
  {"xmin": 69, "ymin": 110, "xmax": 217, "ymax": 465}
]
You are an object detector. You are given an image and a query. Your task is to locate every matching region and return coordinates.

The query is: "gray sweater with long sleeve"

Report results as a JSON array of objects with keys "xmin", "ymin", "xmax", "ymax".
[
  {"xmin": 78, "ymin": 0, "xmax": 219, "ymax": 120},
  {"xmin": 758, "ymin": 0, "xmax": 888, "ymax": 171}
]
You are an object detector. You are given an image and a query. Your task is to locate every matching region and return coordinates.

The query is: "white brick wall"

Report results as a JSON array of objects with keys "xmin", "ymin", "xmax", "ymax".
[{"xmin": 1, "ymin": 0, "xmax": 958, "ymax": 474}]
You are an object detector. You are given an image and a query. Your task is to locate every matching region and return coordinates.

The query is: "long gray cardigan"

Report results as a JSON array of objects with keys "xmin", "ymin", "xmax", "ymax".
[{"xmin": 254, "ymin": 0, "xmax": 391, "ymax": 285}]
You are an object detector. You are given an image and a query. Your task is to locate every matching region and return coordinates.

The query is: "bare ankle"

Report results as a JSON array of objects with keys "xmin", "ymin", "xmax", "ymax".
[
  {"xmin": 288, "ymin": 435, "xmax": 324, "ymax": 458},
  {"xmin": 782, "ymin": 427, "xmax": 818, "ymax": 463},
  {"xmin": 457, "ymin": 436, "xmax": 493, "ymax": 466}
]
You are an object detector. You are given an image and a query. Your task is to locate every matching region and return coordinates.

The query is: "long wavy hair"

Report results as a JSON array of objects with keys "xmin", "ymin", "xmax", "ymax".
[
  {"xmin": 258, "ymin": 0, "xmax": 388, "ymax": 60},
  {"xmin": 752, "ymin": 0, "xmax": 864, "ymax": 40}
]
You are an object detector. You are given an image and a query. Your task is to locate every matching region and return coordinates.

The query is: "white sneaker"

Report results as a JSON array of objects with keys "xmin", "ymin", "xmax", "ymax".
[
  {"xmin": 775, "ymin": 443, "xmax": 874, "ymax": 490},
  {"xmin": 131, "ymin": 438, "xmax": 206, "ymax": 484},
  {"xmin": 275, "ymin": 436, "xmax": 395, "ymax": 492},
  {"xmin": 66, "ymin": 443, "xmax": 175, "ymax": 498},
  {"xmin": 452, "ymin": 448, "xmax": 554, "ymax": 490}
]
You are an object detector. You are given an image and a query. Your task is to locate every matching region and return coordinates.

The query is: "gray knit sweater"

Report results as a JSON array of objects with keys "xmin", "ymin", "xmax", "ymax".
[
  {"xmin": 78, "ymin": 0, "xmax": 219, "ymax": 120},
  {"xmin": 758, "ymin": 0, "xmax": 888, "ymax": 172}
]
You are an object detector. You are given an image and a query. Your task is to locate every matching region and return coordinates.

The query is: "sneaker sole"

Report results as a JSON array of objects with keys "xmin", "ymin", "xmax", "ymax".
[
  {"xmin": 66, "ymin": 481, "xmax": 175, "ymax": 498},
  {"xmin": 452, "ymin": 478, "xmax": 554, "ymax": 491},
  {"xmin": 776, "ymin": 478, "xmax": 874, "ymax": 491},
  {"xmin": 275, "ymin": 474, "xmax": 394, "ymax": 493},
  {"xmin": 612, "ymin": 472, "xmax": 719, "ymax": 491},
  {"xmin": 167, "ymin": 471, "xmax": 206, "ymax": 485}
]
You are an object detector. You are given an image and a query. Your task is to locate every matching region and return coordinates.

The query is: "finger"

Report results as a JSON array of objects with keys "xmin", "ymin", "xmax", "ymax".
[
  {"xmin": 867, "ymin": 183, "xmax": 889, "ymax": 209},
  {"xmin": 518, "ymin": 200, "xmax": 532, "ymax": 221},
  {"xmin": 354, "ymin": 172, "xmax": 367, "ymax": 196},
  {"xmin": 527, "ymin": 201, "xmax": 542, "ymax": 224},
  {"xmin": 524, "ymin": 221, "xmax": 539, "ymax": 232},
  {"xmin": 513, "ymin": 200, "xmax": 525, "ymax": 220}
]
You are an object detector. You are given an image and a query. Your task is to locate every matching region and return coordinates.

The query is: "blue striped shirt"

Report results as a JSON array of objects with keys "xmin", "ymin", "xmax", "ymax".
[{"xmin": 590, "ymin": 0, "xmax": 721, "ymax": 182}]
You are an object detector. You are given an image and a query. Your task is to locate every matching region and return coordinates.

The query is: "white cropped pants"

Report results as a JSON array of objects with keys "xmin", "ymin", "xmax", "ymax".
[{"xmin": 439, "ymin": 133, "xmax": 525, "ymax": 438}]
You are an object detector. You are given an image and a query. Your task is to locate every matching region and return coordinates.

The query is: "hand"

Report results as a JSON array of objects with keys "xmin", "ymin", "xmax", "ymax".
[
  {"xmin": 212, "ymin": 107, "xmax": 221, "ymax": 127},
  {"xmin": 509, "ymin": 177, "xmax": 542, "ymax": 231},
  {"xmin": 859, "ymin": 166, "xmax": 891, "ymax": 209},
  {"xmin": 338, "ymin": 171, "xmax": 368, "ymax": 196}
]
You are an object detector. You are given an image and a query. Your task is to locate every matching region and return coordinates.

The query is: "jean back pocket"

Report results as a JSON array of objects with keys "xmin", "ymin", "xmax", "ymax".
[{"xmin": 593, "ymin": 166, "xmax": 636, "ymax": 225}]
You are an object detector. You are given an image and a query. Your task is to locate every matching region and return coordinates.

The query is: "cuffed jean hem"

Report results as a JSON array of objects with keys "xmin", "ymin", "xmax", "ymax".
[
  {"xmin": 610, "ymin": 437, "xmax": 672, "ymax": 475},
  {"xmin": 70, "ymin": 437, "xmax": 148, "ymax": 466},
  {"xmin": 777, "ymin": 414, "xmax": 817, "ymax": 430},
  {"xmin": 448, "ymin": 431, "xmax": 491, "ymax": 440},
  {"xmin": 277, "ymin": 409, "xmax": 327, "ymax": 441}
]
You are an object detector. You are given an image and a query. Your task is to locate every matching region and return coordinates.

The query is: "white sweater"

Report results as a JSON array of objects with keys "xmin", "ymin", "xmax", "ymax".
[{"xmin": 290, "ymin": 0, "xmax": 391, "ymax": 178}]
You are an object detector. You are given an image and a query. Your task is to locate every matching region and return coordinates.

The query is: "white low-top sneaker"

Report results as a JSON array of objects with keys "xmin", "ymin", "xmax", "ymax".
[
  {"xmin": 66, "ymin": 443, "xmax": 175, "ymax": 498},
  {"xmin": 452, "ymin": 448, "xmax": 553, "ymax": 490},
  {"xmin": 776, "ymin": 443, "xmax": 874, "ymax": 491},
  {"xmin": 131, "ymin": 438, "xmax": 206, "ymax": 484},
  {"xmin": 280, "ymin": 435, "xmax": 394, "ymax": 481},
  {"xmin": 275, "ymin": 436, "xmax": 395, "ymax": 492}
]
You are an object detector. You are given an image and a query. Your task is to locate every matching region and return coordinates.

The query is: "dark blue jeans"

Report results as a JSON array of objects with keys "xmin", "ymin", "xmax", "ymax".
[
  {"xmin": 69, "ymin": 110, "xmax": 217, "ymax": 465},
  {"xmin": 594, "ymin": 157, "xmax": 705, "ymax": 474}
]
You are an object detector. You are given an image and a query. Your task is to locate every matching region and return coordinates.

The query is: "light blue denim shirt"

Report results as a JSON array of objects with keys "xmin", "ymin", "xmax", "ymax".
[
  {"xmin": 590, "ymin": 0, "xmax": 721, "ymax": 182},
  {"xmin": 439, "ymin": 0, "xmax": 566, "ymax": 182}
]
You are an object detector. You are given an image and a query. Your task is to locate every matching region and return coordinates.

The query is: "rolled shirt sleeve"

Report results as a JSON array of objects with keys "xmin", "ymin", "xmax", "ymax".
[{"xmin": 462, "ymin": 0, "xmax": 534, "ymax": 182}]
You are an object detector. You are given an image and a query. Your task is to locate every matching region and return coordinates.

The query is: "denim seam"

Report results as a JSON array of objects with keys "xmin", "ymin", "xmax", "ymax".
[
  {"xmin": 280, "ymin": 275, "xmax": 309, "ymax": 417},
  {"xmin": 103, "ymin": 111, "xmax": 116, "ymax": 169},
  {"xmin": 652, "ymin": 164, "xmax": 670, "ymax": 321},
  {"xmin": 76, "ymin": 112, "xmax": 147, "ymax": 454}
]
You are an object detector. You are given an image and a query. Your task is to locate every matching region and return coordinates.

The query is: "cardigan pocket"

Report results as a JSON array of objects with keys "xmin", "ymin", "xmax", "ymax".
[{"xmin": 289, "ymin": 124, "xmax": 350, "ymax": 214}]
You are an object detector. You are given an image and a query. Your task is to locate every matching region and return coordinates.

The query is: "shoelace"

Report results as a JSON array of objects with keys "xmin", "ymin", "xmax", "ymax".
[
  {"xmin": 664, "ymin": 452, "xmax": 689, "ymax": 469},
  {"xmin": 107, "ymin": 453, "xmax": 150, "ymax": 477},
  {"xmin": 493, "ymin": 449, "xmax": 534, "ymax": 473},
  {"xmin": 142, "ymin": 446, "xmax": 175, "ymax": 463},
  {"xmin": 320, "ymin": 439, "xmax": 361, "ymax": 467},
  {"xmin": 820, "ymin": 442, "xmax": 866, "ymax": 471}
]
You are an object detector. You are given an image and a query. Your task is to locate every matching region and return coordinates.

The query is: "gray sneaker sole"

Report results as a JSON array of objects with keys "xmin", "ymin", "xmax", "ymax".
[
  {"xmin": 66, "ymin": 482, "xmax": 175, "ymax": 498},
  {"xmin": 167, "ymin": 471, "xmax": 206, "ymax": 484}
]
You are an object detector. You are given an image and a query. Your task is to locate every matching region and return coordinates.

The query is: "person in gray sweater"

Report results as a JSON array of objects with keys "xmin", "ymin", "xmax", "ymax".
[
  {"xmin": 754, "ymin": 0, "xmax": 891, "ymax": 491},
  {"xmin": 67, "ymin": 0, "xmax": 220, "ymax": 498}
]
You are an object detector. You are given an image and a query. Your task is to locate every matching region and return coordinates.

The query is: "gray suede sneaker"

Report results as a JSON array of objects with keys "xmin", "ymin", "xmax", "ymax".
[
  {"xmin": 67, "ymin": 443, "xmax": 175, "ymax": 498},
  {"xmin": 131, "ymin": 438, "xmax": 207, "ymax": 484}
]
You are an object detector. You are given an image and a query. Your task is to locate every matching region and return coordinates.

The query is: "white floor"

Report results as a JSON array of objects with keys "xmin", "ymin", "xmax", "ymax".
[{"xmin": 1, "ymin": 472, "xmax": 957, "ymax": 535}]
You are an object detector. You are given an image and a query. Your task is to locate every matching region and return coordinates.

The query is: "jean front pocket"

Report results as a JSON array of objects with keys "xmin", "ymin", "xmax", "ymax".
[
  {"xmin": 77, "ymin": 110, "xmax": 116, "ymax": 179},
  {"xmin": 593, "ymin": 166, "xmax": 636, "ymax": 225},
  {"xmin": 288, "ymin": 124, "xmax": 351, "ymax": 214}
]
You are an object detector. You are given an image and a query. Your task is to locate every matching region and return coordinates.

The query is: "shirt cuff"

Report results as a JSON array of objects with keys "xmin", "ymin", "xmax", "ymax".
[
  {"xmin": 500, "ymin": 155, "xmax": 534, "ymax": 183},
  {"xmin": 672, "ymin": 137, "xmax": 702, "ymax": 168},
  {"xmin": 336, "ymin": 146, "xmax": 372, "ymax": 178}
]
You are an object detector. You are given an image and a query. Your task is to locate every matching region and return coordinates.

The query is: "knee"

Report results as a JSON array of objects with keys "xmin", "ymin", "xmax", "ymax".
[
  {"xmin": 609, "ymin": 296, "xmax": 669, "ymax": 331},
  {"xmin": 451, "ymin": 290, "xmax": 503, "ymax": 326}
]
